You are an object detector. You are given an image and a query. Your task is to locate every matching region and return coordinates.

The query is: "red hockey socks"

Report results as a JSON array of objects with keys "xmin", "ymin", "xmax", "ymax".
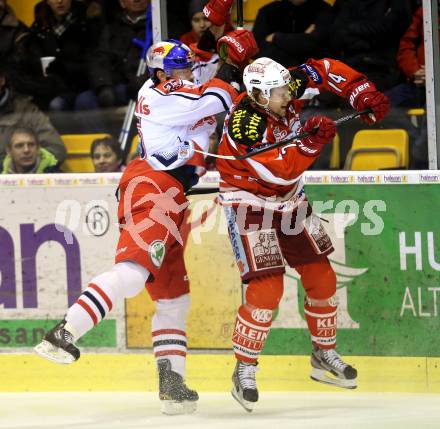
[
  {"xmin": 297, "ymin": 257, "xmax": 337, "ymax": 349},
  {"xmin": 232, "ymin": 274, "xmax": 284, "ymax": 363},
  {"xmin": 232, "ymin": 304, "xmax": 272, "ymax": 363},
  {"xmin": 304, "ymin": 299, "xmax": 337, "ymax": 349}
]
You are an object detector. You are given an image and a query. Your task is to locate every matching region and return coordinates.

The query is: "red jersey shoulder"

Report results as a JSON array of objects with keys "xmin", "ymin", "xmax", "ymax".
[
  {"xmin": 227, "ymin": 96, "xmax": 301, "ymax": 147},
  {"xmin": 227, "ymin": 97, "xmax": 267, "ymax": 147}
]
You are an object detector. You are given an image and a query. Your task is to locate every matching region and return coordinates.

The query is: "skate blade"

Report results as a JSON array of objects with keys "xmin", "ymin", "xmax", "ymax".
[
  {"xmin": 310, "ymin": 368, "xmax": 357, "ymax": 389},
  {"xmin": 34, "ymin": 340, "xmax": 76, "ymax": 365},
  {"xmin": 161, "ymin": 400, "xmax": 197, "ymax": 415},
  {"xmin": 231, "ymin": 387, "xmax": 255, "ymax": 413}
]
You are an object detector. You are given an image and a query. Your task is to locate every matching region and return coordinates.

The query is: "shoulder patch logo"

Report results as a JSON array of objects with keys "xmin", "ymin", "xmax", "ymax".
[
  {"xmin": 299, "ymin": 64, "xmax": 322, "ymax": 84},
  {"xmin": 150, "ymin": 240, "xmax": 166, "ymax": 267}
]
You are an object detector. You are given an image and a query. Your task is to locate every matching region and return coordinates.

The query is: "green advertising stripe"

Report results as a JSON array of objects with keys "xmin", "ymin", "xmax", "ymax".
[
  {"xmin": 267, "ymin": 184, "xmax": 440, "ymax": 357},
  {"xmin": 0, "ymin": 320, "xmax": 116, "ymax": 348}
]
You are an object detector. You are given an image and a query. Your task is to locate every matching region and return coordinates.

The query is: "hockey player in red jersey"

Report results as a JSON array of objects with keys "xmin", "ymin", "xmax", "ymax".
[
  {"xmin": 34, "ymin": 29, "xmax": 258, "ymax": 414},
  {"xmin": 216, "ymin": 56, "xmax": 389, "ymax": 411}
]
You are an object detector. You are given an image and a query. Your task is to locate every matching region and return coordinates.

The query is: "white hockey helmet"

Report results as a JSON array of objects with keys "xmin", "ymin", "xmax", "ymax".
[{"xmin": 243, "ymin": 57, "xmax": 291, "ymax": 103}]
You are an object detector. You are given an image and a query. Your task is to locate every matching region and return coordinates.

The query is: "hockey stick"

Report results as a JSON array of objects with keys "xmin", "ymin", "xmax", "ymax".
[
  {"xmin": 187, "ymin": 109, "xmax": 372, "ymax": 193},
  {"xmin": 190, "ymin": 108, "xmax": 372, "ymax": 161},
  {"xmin": 119, "ymin": 3, "xmax": 152, "ymax": 153},
  {"xmin": 186, "ymin": 187, "xmax": 220, "ymax": 195},
  {"xmin": 235, "ymin": 108, "xmax": 372, "ymax": 160},
  {"xmin": 236, "ymin": 0, "xmax": 244, "ymax": 29}
]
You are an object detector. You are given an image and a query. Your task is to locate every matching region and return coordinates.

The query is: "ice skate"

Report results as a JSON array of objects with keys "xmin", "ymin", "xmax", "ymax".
[
  {"xmin": 34, "ymin": 319, "xmax": 80, "ymax": 364},
  {"xmin": 231, "ymin": 360, "xmax": 259, "ymax": 412},
  {"xmin": 158, "ymin": 358, "xmax": 198, "ymax": 415},
  {"xmin": 310, "ymin": 346, "xmax": 357, "ymax": 389}
]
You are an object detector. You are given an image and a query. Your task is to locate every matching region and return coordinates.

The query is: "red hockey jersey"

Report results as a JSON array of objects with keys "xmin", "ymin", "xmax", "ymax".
[{"xmin": 217, "ymin": 58, "xmax": 368, "ymax": 200}]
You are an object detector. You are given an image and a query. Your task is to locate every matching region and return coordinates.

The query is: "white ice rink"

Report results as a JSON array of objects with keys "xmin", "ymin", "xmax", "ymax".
[{"xmin": 2, "ymin": 391, "xmax": 440, "ymax": 429}]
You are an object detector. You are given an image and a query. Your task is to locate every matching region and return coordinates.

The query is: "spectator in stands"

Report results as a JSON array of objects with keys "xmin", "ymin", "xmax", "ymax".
[
  {"xmin": 93, "ymin": 0, "xmax": 122, "ymax": 24},
  {"xmin": 315, "ymin": 0, "xmax": 412, "ymax": 93},
  {"xmin": 81, "ymin": 0, "xmax": 150, "ymax": 109},
  {"xmin": 180, "ymin": 0, "xmax": 210, "ymax": 46},
  {"xmin": 386, "ymin": 5, "xmax": 439, "ymax": 107},
  {"xmin": 91, "ymin": 136, "xmax": 124, "ymax": 172},
  {"xmin": 81, "ymin": 0, "xmax": 103, "ymax": 19},
  {"xmin": 0, "ymin": 1, "xmax": 56, "ymax": 110},
  {"xmin": 0, "ymin": 0, "xmax": 29, "ymax": 71},
  {"xmin": 1, "ymin": 126, "xmax": 60, "ymax": 174},
  {"xmin": 252, "ymin": 0, "xmax": 330, "ymax": 67},
  {"xmin": 27, "ymin": 0, "xmax": 102, "ymax": 111},
  {"xmin": 0, "ymin": 67, "xmax": 67, "ymax": 165}
]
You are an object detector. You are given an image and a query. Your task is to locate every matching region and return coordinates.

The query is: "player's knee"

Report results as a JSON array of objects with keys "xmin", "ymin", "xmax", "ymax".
[
  {"xmin": 89, "ymin": 270, "xmax": 121, "ymax": 302},
  {"xmin": 300, "ymin": 258, "xmax": 336, "ymax": 300},
  {"xmin": 156, "ymin": 293, "xmax": 190, "ymax": 312},
  {"xmin": 155, "ymin": 293, "xmax": 191, "ymax": 323},
  {"xmin": 246, "ymin": 274, "xmax": 284, "ymax": 309},
  {"xmin": 112, "ymin": 261, "xmax": 150, "ymax": 298},
  {"xmin": 305, "ymin": 293, "xmax": 338, "ymax": 308}
]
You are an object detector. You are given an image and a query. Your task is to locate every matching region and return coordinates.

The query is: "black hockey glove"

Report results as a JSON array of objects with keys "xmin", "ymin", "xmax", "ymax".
[
  {"xmin": 216, "ymin": 62, "xmax": 241, "ymax": 90},
  {"xmin": 289, "ymin": 68, "xmax": 308, "ymax": 99}
]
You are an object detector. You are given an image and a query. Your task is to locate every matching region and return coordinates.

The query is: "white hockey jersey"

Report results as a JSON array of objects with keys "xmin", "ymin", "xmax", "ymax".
[
  {"xmin": 135, "ymin": 76, "xmax": 237, "ymax": 172},
  {"xmin": 192, "ymin": 53, "xmax": 220, "ymax": 85}
]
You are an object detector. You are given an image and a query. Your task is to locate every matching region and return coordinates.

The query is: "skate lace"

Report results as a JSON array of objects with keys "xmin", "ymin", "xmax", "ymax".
[
  {"xmin": 322, "ymin": 349, "xmax": 347, "ymax": 371},
  {"xmin": 62, "ymin": 329, "xmax": 74, "ymax": 344},
  {"xmin": 238, "ymin": 364, "xmax": 258, "ymax": 390}
]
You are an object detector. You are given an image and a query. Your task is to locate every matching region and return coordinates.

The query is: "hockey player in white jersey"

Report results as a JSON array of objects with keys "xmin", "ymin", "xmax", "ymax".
[{"xmin": 34, "ymin": 30, "xmax": 258, "ymax": 415}]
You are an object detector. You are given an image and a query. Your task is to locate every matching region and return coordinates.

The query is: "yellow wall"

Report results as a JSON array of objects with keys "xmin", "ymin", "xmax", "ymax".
[
  {"xmin": 2, "ymin": 354, "xmax": 440, "ymax": 393},
  {"xmin": 126, "ymin": 196, "xmax": 242, "ymax": 349},
  {"xmin": 243, "ymin": 0, "xmax": 272, "ymax": 22},
  {"xmin": 8, "ymin": 0, "xmax": 39, "ymax": 26}
]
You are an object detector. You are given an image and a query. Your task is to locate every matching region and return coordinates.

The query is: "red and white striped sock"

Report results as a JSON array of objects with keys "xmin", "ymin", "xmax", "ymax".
[
  {"xmin": 65, "ymin": 262, "xmax": 149, "ymax": 340},
  {"xmin": 65, "ymin": 281, "xmax": 114, "ymax": 339},
  {"xmin": 152, "ymin": 294, "xmax": 190, "ymax": 377},
  {"xmin": 152, "ymin": 328, "xmax": 187, "ymax": 375}
]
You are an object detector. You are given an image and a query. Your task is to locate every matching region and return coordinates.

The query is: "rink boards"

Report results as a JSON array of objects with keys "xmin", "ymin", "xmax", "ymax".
[
  {"xmin": 0, "ymin": 170, "xmax": 439, "ymax": 392},
  {"xmin": 2, "ymin": 354, "xmax": 440, "ymax": 393}
]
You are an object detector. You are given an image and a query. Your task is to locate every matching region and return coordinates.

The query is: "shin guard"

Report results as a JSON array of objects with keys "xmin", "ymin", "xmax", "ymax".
[
  {"xmin": 232, "ymin": 305, "xmax": 272, "ymax": 363},
  {"xmin": 304, "ymin": 297, "xmax": 337, "ymax": 349}
]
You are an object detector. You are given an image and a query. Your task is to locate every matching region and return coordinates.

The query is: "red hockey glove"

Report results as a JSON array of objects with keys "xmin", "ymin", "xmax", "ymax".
[
  {"xmin": 349, "ymin": 81, "xmax": 390, "ymax": 124},
  {"xmin": 203, "ymin": 0, "xmax": 234, "ymax": 26},
  {"xmin": 297, "ymin": 116, "xmax": 336, "ymax": 157},
  {"xmin": 217, "ymin": 29, "xmax": 259, "ymax": 66}
]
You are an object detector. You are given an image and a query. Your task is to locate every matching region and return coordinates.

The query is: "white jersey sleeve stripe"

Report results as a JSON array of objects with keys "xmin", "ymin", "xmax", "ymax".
[
  {"xmin": 152, "ymin": 86, "xmax": 232, "ymax": 111},
  {"xmin": 246, "ymin": 157, "xmax": 303, "ymax": 186},
  {"xmin": 137, "ymin": 91, "xmax": 231, "ymax": 127}
]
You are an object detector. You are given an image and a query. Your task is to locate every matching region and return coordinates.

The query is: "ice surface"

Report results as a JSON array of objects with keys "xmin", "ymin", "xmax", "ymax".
[{"xmin": 2, "ymin": 391, "xmax": 439, "ymax": 429}]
